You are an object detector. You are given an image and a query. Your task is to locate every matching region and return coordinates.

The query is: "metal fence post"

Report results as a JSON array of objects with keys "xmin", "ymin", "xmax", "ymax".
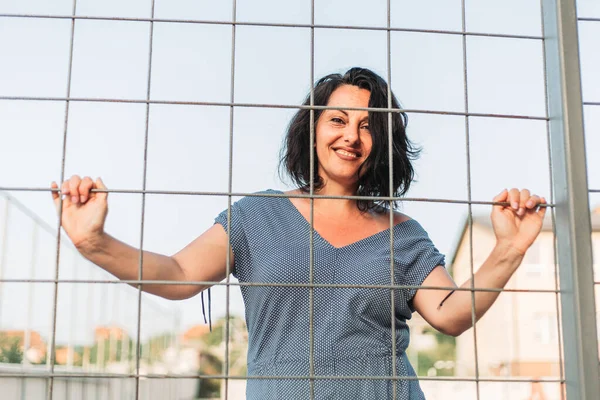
[{"xmin": 542, "ymin": 0, "xmax": 600, "ymax": 399}]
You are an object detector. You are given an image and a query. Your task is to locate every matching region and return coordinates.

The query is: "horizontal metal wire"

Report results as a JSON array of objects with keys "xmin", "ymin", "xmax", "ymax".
[
  {"xmin": 590, "ymin": 189, "xmax": 600, "ymax": 193},
  {"xmin": 0, "ymin": 187, "xmax": 556, "ymax": 207},
  {"xmin": 0, "ymin": 13, "xmax": 544, "ymax": 41},
  {"xmin": 0, "ymin": 371, "xmax": 564, "ymax": 383},
  {"xmin": 0, "ymin": 278, "xmax": 561, "ymax": 294},
  {"xmin": 0, "ymin": 374, "xmax": 110, "ymax": 385},
  {"xmin": 583, "ymin": 102, "xmax": 600, "ymax": 106},
  {"xmin": 578, "ymin": 17, "xmax": 600, "ymax": 22},
  {"xmin": 0, "ymin": 96, "xmax": 550, "ymax": 121}
]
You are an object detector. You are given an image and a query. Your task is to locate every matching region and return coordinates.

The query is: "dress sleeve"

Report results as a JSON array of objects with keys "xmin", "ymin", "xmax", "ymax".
[
  {"xmin": 214, "ymin": 200, "xmax": 250, "ymax": 279},
  {"xmin": 395, "ymin": 221, "xmax": 446, "ymax": 312}
]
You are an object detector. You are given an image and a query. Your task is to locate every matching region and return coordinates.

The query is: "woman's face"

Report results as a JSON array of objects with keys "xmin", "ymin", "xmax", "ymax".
[{"xmin": 315, "ymin": 84, "xmax": 372, "ymax": 190}]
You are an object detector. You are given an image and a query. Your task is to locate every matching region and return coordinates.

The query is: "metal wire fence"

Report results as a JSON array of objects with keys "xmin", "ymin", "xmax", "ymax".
[{"xmin": 0, "ymin": 0, "xmax": 598, "ymax": 399}]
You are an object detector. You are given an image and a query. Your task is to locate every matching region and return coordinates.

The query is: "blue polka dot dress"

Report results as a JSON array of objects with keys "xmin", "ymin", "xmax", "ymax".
[{"xmin": 215, "ymin": 190, "xmax": 446, "ymax": 400}]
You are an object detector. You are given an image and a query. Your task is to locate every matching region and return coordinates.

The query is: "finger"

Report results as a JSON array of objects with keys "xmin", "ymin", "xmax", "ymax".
[
  {"xmin": 492, "ymin": 189, "xmax": 508, "ymax": 210},
  {"xmin": 95, "ymin": 177, "xmax": 108, "ymax": 201},
  {"xmin": 51, "ymin": 182, "xmax": 60, "ymax": 209},
  {"xmin": 518, "ymin": 189, "xmax": 531, "ymax": 216},
  {"xmin": 79, "ymin": 177, "xmax": 94, "ymax": 203},
  {"xmin": 508, "ymin": 188, "xmax": 520, "ymax": 212},
  {"xmin": 68, "ymin": 175, "xmax": 82, "ymax": 205},
  {"xmin": 525, "ymin": 195, "xmax": 541, "ymax": 209},
  {"xmin": 61, "ymin": 180, "xmax": 70, "ymax": 197},
  {"xmin": 538, "ymin": 197, "xmax": 548, "ymax": 219}
]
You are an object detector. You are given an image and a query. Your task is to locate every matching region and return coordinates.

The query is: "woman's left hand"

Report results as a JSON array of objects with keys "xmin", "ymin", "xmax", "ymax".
[{"xmin": 491, "ymin": 188, "xmax": 547, "ymax": 256}]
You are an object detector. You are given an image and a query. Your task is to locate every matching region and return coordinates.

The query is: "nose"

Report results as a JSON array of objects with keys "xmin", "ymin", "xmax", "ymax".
[{"xmin": 342, "ymin": 123, "xmax": 361, "ymax": 145}]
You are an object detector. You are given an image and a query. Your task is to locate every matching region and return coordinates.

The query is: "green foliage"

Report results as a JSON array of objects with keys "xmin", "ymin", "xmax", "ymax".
[
  {"xmin": 201, "ymin": 323, "xmax": 225, "ymax": 347},
  {"xmin": 86, "ymin": 338, "xmax": 135, "ymax": 367},
  {"xmin": 195, "ymin": 352, "xmax": 223, "ymax": 398},
  {"xmin": 81, "ymin": 332, "xmax": 176, "ymax": 368},
  {"xmin": 416, "ymin": 327, "xmax": 456, "ymax": 376},
  {"xmin": 0, "ymin": 335, "xmax": 23, "ymax": 364},
  {"xmin": 146, "ymin": 332, "xmax": 175, "ymax": 361}
]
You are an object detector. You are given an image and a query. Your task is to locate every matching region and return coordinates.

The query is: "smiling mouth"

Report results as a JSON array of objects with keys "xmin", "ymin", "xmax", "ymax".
[{"xmin": 334, "ymin": 148, "xmax": 361, "ymax": 158}]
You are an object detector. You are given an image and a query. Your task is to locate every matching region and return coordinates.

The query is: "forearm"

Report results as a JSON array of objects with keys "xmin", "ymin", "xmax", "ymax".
[
  {"xmin": 439, "ymin": 243, "xmax": 524, "ymax": 335},
  {"xmin": 77, "ymin": 233, "xmax": 196, "ymax": 300}
]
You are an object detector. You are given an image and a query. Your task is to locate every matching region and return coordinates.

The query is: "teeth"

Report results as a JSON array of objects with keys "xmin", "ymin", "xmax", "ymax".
[{"xmin": 336, "ymin": 149, "xmax": 358, "ymax": 158}]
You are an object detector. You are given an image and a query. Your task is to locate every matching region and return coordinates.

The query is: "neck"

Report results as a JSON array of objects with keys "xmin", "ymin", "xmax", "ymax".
[{"xmin": 309, "ymin": 180, "xmax": 362, "ymax": 217}]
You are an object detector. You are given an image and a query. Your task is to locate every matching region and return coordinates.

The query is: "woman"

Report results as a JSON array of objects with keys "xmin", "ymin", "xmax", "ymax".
[{"xmin": 51, "ymin": 68, "xmax": 546, "ymax": 399}]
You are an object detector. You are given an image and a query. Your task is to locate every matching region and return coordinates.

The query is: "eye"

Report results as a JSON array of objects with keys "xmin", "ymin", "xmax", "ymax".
[
  {"xmin": 331, "ymin": 117, "xmax": 345, "ymax": 124},
  {"xmin": 360, "ymin": 124, "xmax": 370, "ymax": 131}
]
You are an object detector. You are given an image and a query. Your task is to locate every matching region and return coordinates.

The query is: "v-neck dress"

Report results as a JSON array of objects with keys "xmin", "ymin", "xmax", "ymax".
[{"xmin": 214, "ymin": 190, "xmax": 445, "ymax": 400}]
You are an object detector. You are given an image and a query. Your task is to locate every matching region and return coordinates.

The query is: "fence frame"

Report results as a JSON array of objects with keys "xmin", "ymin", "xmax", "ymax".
[
  {"xmin": 542, "ymin": 1, "xmax": 600, "ymax": 399},
  {"xmin": 0, "ymin": 1, "xmax": 599, "ymax": 399}
]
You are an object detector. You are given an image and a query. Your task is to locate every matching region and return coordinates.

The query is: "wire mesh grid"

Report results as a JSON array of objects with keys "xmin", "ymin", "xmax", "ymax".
[{"xmin": 0, "ymin": 0, "xmax": 598, "ymax": 399}]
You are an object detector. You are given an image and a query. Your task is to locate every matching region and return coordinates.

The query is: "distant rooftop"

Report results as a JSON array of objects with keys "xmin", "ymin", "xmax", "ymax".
[
  {"xmin": 470, "ymin": 206, "xmax": 600, "ymax": 232},
  {"xmin": 449, "ymin": 206, "xmax": 600, "ymax": 265}
]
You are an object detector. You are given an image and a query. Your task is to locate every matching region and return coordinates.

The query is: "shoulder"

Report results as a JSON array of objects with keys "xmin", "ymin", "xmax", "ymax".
[
  {"xmin": 376, "ymin": 209, "xmax": 413, "ymax": 228},
  {"xmin": 392, "ymin": 210, "xmax": 411, "ymax": 225},
  {"xmin": 232, "ymin": 189, "xmax": 282, "ymax": 209},
  {"xmin": 225, "ymin": 189, "xmax": 293, "ymax": 227},
  {"xmin": 217, "ymin": 189, "xmax": 283, "ymax": 221},
  {"xmin": 390, "ymin": 213, "xmax": 433, "ymax": 245},
  {"xmin": 391, "ymin": 216, "xmax": 445, "ymax": 266}
]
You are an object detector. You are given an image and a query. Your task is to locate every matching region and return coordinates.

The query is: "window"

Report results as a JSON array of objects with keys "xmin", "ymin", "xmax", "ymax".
[{"xmin": 533, "ymin": 313, "xmax": 557, "ymax": 345}]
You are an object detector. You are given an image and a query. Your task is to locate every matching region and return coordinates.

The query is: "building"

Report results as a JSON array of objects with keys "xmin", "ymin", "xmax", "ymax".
[
  {"xmin": 450, "ymin": 207, "xmax": 600, "ymax": 378},
  {"xmin": 181, "ymin": 324, "xmax": 211, "ymax": 347},
  {"xmin": 54, "ymin": 346, "xmax": 81, "ymax": 365},
  {"xmin": 94, "ymin": 325, "xmax": 128, "ymax": 342}
]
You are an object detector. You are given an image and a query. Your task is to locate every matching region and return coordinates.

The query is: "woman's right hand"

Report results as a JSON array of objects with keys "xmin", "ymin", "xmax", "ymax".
[{"xmin": 51, "ymin": 175, "xmax": 108, "ymax": 250}]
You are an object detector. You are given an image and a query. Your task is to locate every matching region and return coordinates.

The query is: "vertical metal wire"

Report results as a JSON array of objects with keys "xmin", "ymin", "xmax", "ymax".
[
  {"xmin": 98, "ymin": 283, "xmax": 108, "ymax": 370},
  {"xmin": 21, "ymin": 224, "xmax": 38, "ymax": 400},
  {"xmin": 0, "ymin": 198, "xmax": 9, "ymax": 326},
  {"xmin": 67, "ymin": 256, "xmax": 78, "ymax": 369},
  {"xmin": 385, "ymin": 1, "xmax": 397, "ymax": 399},
  {"xmin": 308, "ymin": 0, "xmax": 316, "ymax": 398},
  {"xmin": 173, "ymin": 311, "xmax": 181, "ymax": 400},
  {"xmin": 460, "ymin": 1, "xmax": 481, "ymax": 398},
  {"xmin": 109, "ymin": 286, "xmax": 119, "ymax": 364},
  {"xmin": 224, "ymin": 0, "xmax": 238, "ymax": 397},
  {"xmin": 66, "ymin": 257, "xmax": 77, "ymax": 400},
  {"xmin": 47, "ymin": 0, "xmax": 78, "ymax": 398},
  {"xmin": 83, "ymin": 270, "xmax": 95, "ymax": 372},
  {"xmin": 539, "ymin": 0, "xmax": 566, "ymax": 395},
  {"xmin": 134, "ymin": 0, "xmax": 157, "ymax": 398}
]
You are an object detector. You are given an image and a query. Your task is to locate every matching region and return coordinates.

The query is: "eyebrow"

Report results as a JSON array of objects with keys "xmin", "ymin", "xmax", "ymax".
[
  {"xmin": 328, "ymin": 109, "xmax": 349, "ymax": 117},
  {"xmin": 327, "ymin": 109, "xmax": 368, "ymax": 121}
]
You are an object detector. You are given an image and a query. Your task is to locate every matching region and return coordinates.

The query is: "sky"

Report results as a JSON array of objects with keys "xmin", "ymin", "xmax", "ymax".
[{"xmin": 0, "ymin": 0, "xmax": 599, "ymax": 347}]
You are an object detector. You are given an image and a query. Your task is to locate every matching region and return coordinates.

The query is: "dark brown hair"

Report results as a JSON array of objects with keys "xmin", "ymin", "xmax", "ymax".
[{"xmin": 279, "ymin": 67, "xmax": 420, "ymax": 211}]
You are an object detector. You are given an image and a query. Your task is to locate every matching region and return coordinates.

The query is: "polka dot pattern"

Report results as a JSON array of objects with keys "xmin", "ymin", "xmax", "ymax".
[{"xmin": 215, "ymin": 190, "xmax": 446, "ymax": 399}]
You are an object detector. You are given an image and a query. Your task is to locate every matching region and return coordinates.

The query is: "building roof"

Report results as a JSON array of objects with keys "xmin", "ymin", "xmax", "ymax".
[
  {"xmin": 94, "ymin": 326, "xmax": 127, "ymax": 341},
  {"xmin": 448, "ymin": 209, "xmax": 600, "ymax": 266},
  {"xmin": 182, "ymin": 325, "xmax": 211, "ymax": 343},
  {"xmin": 470, "ymin": 210, "xmax": 600, "ymax": 232},
  {"xmin": 0, "ymin": 330, "xmax": 46, "ymax": 351}
]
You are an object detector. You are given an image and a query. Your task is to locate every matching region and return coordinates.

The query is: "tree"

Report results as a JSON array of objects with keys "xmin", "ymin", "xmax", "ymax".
[
  {"xmin": 416, "ymin": 327, "xmax": 456, "ymax": 376},
  {"xmin": 0, "ymin": 335, "xmax": 23, "ymax": 364},
  {"xmin": 195, "ymin": 352, "xmax": 223, "ymax": 399}
]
